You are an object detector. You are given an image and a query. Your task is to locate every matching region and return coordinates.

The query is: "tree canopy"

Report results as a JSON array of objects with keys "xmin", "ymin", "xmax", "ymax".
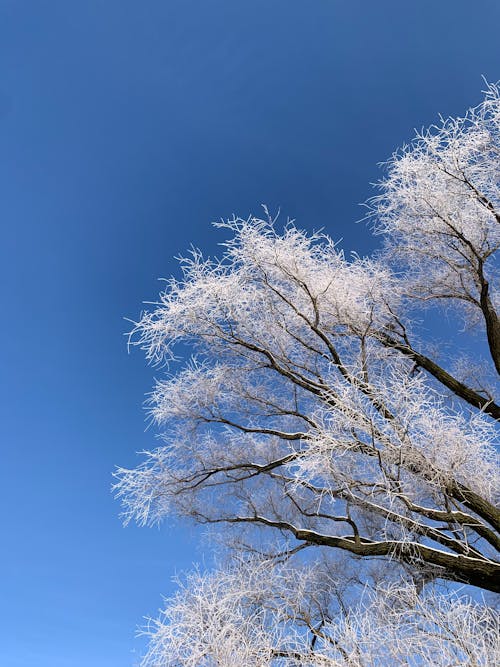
[{"xmin": 115, "ymin": 87, "xmax": 500, "ymax": 665}]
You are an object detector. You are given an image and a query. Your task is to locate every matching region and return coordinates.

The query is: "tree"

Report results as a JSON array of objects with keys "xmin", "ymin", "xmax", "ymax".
[
  {"xmin": 115, "ymin": 87, "xmax": 500, "ymax": 665},
  {"xmin": 138, "ymin": 560, "xmax": 499, "ymax": 666}
]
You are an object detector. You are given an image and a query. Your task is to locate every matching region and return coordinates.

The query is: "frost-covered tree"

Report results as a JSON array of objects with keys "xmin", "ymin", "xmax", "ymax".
[
  {"xmin": 139, "ymin": 559, "xmax": 499, "ymax": 666},
  {"xmin": 115, "ymin": 87, "xmax": 500, "ymax": 665}
]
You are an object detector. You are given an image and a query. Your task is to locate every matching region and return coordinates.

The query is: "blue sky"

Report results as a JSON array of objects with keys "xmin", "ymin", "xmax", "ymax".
[{"xmin": 1, "ymin": 1, "xmax": 500, "ymax": 665}]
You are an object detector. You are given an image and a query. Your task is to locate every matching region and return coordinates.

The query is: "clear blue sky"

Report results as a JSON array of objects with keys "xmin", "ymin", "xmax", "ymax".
[{"xmin": 1, "ymin": 1, "xmax": 499, "ymax": 665}]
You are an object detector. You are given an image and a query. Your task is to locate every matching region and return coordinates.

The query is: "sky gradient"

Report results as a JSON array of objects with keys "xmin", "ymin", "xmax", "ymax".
[{"xmin": 2, "ymin": 1, "xmax": 500, "ymax": 665}]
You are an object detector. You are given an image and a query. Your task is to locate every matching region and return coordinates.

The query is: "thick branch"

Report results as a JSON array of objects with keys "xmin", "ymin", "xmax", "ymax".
[
  {"xmin": 448, "ymin": 480, "xmax": 500, "ymax": 534},
  {"xmin": 398, "ymin": 498, "xmax": 500, "ymax": 553},
  {"xmin": 218, "ymin": 515, "xmax": 500, "ymax": 593},
  {"xmin": 379, "ymin": 333, "xmax": 500, "ymax": 419},
  {"xmin": 478, "ymin": 266, "xmax": 500, "ymax": 375}
]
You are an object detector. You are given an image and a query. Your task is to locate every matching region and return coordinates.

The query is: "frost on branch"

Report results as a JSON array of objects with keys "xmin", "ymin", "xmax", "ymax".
[
  {"xmin": 372, "ymin": 84, "xmax": 500, "ymax": 371},
  {"xmin": 130, "ymin": 221, "xmax": 399, "ymax": 369},
  {"xmin": 116, "ymin": 88, "xmax": 500, "ymax": 665},
  {"xmin": 141, "ymin": 558, "xmax": 500, "ymax": 667}
]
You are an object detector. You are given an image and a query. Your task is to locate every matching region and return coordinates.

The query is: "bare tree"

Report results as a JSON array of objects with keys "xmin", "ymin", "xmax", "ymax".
[{"xmin": 115, "ymin": 87, "xmax": 500, "ymax": 664}]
